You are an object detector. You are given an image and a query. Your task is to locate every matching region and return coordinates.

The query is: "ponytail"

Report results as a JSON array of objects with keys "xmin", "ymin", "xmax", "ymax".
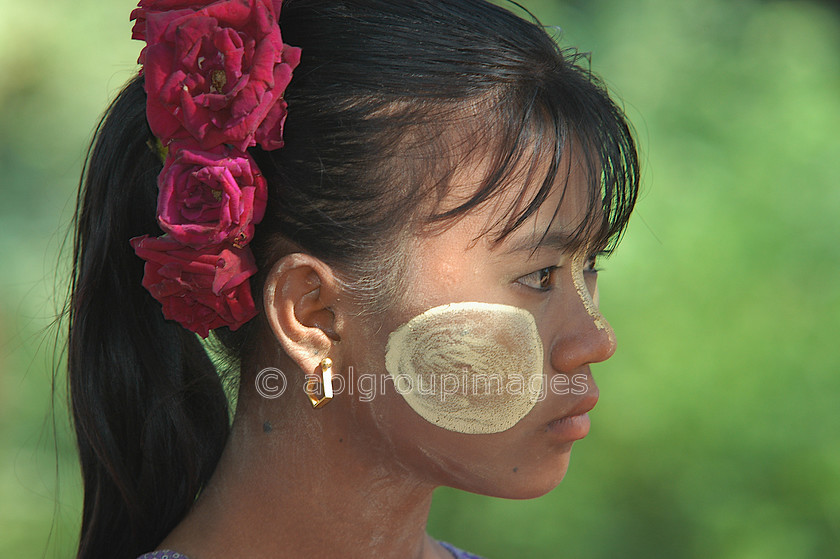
[{"xmin": 68, "ymin": 75, "xmax": 230, "ymax": 559}]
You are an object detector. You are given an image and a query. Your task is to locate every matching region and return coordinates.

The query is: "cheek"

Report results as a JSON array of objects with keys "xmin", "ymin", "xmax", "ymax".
[{"xmin": 384, "ymin": 302, "xmax": 544, "ymax": 434}]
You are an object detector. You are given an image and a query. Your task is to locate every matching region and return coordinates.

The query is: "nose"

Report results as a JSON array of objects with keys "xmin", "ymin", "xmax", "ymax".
[
  {"xmin": 548, "ymin": 276, "xmax": 617, "ymax": 374},
  {"xmin": 550, "ymin": 320, "xmax": 616, "ymax": 373}
]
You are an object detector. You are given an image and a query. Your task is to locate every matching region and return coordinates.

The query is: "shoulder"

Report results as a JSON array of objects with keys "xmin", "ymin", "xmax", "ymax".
[{"xmin": 439, "ymin": 540, "xmax": 487, "ymax": 559}]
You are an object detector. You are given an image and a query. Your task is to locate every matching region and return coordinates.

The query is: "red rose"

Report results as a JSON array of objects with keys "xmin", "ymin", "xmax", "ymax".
[
  {"xmin": 137, "ymin": 0, "xmax": 301, "ymax": 151},
  {"xmin": 130, "ymin": 235, "xmax": 258, "ymax": 337},
  {"xmin": 132, "ymin": 0, "xmax": 284, "ymax": 42},
  {"xmin": 157, "ymin": 142, "xmax": 268, "ymax": 249}
]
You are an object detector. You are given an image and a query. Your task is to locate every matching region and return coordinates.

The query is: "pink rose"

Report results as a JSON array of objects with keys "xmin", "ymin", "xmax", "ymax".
[
  {"xmin": 130, "ymin": 235, "xmax": 258, "ymax": 337},
  {"xmin": 137, "ymin": 0, "xmax": 301, "ymax": 151},
  {"xmin": 157, "ymin": 142, "xmax": 268, "ymax": 249}
]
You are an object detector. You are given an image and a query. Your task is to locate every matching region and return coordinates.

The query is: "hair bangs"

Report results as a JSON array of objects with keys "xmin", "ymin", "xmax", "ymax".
[{"xmin": 424, "ymin": 48, "xmax": 639, "ymax": 258}]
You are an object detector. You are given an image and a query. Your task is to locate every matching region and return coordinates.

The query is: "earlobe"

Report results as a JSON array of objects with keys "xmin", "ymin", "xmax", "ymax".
[{"xmin": 263, "ymin": 253, "xmax": 341, "ymax": 372}]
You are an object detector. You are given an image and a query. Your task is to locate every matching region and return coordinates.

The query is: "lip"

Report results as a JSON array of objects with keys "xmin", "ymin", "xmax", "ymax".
[
  {"xmin": 546, "ymin": 412, "xmax": 591, "ymax": 441},
  {"xmin": 545, "ymin": 392, "xmax": 599, "ymax": 441}
]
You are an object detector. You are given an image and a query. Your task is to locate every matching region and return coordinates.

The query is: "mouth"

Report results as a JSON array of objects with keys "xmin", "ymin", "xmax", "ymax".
[
  {"xmin": 546, "ymin": 413, "xmax": 591, "ymax": 441},
  {"xmin": 545, "ymin": 391, "xmax": 599, "ymax": 441}
]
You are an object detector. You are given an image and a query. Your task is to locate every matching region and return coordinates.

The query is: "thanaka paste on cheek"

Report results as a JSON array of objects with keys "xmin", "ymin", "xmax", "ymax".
[{"xmin": 384, "ymin": 302, "xmax": 544, "ymax": 434}]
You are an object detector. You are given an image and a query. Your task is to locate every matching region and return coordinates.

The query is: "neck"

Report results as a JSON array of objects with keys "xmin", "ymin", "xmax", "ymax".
[{"xmin": 160, "ymin": 382, "xmax": 448, "ymax": 559}]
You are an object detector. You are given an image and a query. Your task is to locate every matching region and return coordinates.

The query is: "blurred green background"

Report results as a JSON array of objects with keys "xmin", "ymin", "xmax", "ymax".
[{"xmin": 1, "ymin": 0, "xmax": 838, "ymax": 557}]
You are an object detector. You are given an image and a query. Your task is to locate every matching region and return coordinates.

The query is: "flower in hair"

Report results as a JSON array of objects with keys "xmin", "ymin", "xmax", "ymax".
[
  {"xmin": 130, "ymin": 0, "xmax": 298, "ymax": 336},
  {"xmin": 157, "ymin": 142, "xmax": 268, "ymax": 249},
  {"xmin": 133, "ymin": 0, "xmax": 301, "ymax": 151},
  {"xmin": 131, "ymin": 236, "xmax": 259, "ymax": 338}
]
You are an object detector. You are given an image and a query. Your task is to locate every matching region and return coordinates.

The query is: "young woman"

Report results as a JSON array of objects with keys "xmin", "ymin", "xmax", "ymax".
[{"xmin": 68, "ymin": 0, "xmax": 639, "ymax": 557}]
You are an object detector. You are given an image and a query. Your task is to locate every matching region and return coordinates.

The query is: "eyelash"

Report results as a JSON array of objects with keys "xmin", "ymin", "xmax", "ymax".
[{"xmin": 517, "ymin": 254, "xmax": 601, "ymax": 292}]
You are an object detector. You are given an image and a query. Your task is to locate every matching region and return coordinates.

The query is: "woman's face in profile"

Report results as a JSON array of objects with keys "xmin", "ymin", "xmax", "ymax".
[{"xmin": 333, "ymin": 150, "xmax": 616, "ymax": 499}]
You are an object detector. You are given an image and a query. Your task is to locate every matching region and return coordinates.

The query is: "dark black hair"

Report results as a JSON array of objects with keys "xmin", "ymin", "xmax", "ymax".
[{"xmin": 69, "ymin": 1, "xmax": 638, "ymax": 557}]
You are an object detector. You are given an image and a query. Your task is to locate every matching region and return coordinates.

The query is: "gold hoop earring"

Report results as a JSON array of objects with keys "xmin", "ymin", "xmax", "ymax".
[{"xmin": 304, "ymin": 357, "xmax": 333, "ymax": 409}]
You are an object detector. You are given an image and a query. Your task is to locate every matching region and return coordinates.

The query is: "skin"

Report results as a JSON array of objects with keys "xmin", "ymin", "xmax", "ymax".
[{"xmin": 160, "ymin": 149, "xmax": 616, "ymax": 559}]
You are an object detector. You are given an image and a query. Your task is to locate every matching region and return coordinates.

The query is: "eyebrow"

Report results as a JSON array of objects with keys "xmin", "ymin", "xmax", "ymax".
[{"xmin": 501, "ymin": 229, "xmax": 578, "ymax": 255}]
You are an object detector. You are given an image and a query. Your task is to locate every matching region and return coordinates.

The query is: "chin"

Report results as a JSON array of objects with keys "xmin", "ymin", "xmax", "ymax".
[{"xmin": 458, "ymin": 444, "xmax": 573, "ymax": 500}]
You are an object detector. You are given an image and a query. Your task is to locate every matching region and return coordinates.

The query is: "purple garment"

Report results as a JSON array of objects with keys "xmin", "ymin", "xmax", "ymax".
[
  {"xmin": 138, "ymin": 542, "xmax": 485, "ymax": 558},
  {"xmin": 439, "ymin": 540, "xmax": 487, "ymax": 558}
]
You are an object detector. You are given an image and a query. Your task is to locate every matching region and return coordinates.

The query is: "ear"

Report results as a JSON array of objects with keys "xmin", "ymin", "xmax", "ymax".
[{"xmin": 263, "ymin": 253, "xmax": 342, "ymax": 374}]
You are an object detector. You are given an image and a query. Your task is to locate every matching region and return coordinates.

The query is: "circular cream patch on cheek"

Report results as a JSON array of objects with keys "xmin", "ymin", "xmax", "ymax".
[{"xmin": 384, "ymin": 302, "xmax": 544, "ymax": 434}]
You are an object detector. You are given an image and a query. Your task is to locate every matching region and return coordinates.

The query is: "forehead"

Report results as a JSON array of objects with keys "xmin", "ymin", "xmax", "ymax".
[
  {"xmin": 399, "ymin": 145, "xmax": 597, "ymax": 309},
  {"xmin": 428, "ymin": 141, "xmax": 601, "ymax": 255}
]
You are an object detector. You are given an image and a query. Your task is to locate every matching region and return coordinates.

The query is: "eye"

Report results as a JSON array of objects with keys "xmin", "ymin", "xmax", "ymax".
[{"xmin": 517, "ymin": 266, "xmax": 559, "ymax": 292}]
